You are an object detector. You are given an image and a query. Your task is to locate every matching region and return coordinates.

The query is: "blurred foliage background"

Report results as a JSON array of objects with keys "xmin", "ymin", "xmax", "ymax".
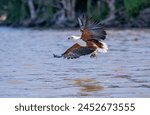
[{"xmin": 0, "ymin": 0, "xmax": 150, "ymax": 28}]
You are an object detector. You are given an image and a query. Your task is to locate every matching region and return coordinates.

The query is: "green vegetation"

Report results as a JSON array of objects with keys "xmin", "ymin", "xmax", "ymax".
[
  {"xmin": 0, "ymin": 0, "xmax": 150, "ymax": 27},
  {"xmin": 124, "ymin": 0, "xmax": 150, "ymax": 17},
  {"xmin": 87, "ymin": 0, "xmax": 110, "ymax": 21},
  {"xmin": 0, "ymin": 0, "xmax": 29, "ymax": 25},
  {"xmin": 115, "ymin": 0, "xmax": 124, "ymax": 10},
  {"xmin": 99, "ymin": 2, "xmax": 110, "ymax": 20},
  {"xmin": 6, "ymin": 0, "xmax": 28, "ymax": 25}
]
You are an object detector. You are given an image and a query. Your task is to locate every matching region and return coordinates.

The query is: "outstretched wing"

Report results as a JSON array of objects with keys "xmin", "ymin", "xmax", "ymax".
[
  {"xmin": 78, "ymin": 16, "xmax": 107, "ymax": 41},
  {"xmin": 63, "ymin": 43, "xmax": 95, "ymax": 59},
  {"xmin": 63, "ymin": 43, "xmax": 81, "ymax": 56}
]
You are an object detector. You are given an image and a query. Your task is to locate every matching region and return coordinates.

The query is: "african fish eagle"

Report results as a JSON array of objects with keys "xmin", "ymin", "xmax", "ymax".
[{"xmin": 53, "ymin": 16, "xmax": 108, "ymax": 59}]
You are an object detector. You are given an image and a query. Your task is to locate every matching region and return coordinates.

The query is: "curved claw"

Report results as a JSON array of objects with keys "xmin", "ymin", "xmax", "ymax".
[{"xmin": 90, "ymin": 53, "xmax": 97, "ymax": 58}]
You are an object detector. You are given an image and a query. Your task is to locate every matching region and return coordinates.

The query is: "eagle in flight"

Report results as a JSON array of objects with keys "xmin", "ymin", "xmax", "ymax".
[{"xmin": 53, "ymin": 16, "xmax": 108, "ymax": 59}]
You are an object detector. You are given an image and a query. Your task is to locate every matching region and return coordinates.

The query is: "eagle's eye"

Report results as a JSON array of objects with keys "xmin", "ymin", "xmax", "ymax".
[{"xmin": 68, "ymin": 36, "xmax": 72, "ymax": 39}]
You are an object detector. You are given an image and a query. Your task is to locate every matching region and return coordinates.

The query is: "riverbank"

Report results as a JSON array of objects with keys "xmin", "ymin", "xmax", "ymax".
[{"xmin": 0, "ymin": 0, "xmax": 150, "ymax": 28}]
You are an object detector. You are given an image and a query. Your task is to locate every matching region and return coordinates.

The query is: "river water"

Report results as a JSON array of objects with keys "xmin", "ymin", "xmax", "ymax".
[{"xmin": 0, "ymin": 27, "xmax": 150, "ymax": 97}]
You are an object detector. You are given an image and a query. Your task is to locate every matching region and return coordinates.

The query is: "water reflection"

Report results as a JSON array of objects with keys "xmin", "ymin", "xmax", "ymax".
[
  {"xmin": 64, "ymin": 77, "xmax": 104, "ymax": 96},
  {"xmin": 7, "ymin": 80, "xmax": 25, "ymax": 85}
]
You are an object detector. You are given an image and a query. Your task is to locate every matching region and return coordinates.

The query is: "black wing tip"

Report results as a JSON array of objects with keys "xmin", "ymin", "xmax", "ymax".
[
  {"xmin": 64, "ymin": 54, "xmax": 80, "ymax": 59},
  {"xmin": 53, "ymin": 54, "xmax": 63, "ymax": 58},
  {"xmin": 53, "ymin": 54, "xmax": 79, "ymax": 59}
]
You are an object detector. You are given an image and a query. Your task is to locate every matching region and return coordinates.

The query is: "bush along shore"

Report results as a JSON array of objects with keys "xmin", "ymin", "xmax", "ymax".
[{"xmin": 0, "ymin": 0, "xmax": 150, "ymax": 28}]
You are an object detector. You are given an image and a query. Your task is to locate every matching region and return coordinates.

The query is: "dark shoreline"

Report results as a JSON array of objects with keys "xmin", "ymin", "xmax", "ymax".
[{"xmin": 0, "ymin": 25, "xmax": 149, "ymax": 31}]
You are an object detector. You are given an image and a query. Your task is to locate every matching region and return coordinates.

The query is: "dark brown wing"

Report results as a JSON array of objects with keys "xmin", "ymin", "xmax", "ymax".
[
  {"xmin": 63, "ymin": 43, "xmax": 81, "ymax": 57},
  {"xmin": 64, "ymin": 47, "xmax": 95, "ymax": 59},
  {"xmin": 62, "ymin": 43, "xmax": 95, "ymax": 59},
  {"xmin": 53, "ymin": 43, "xmax": 81, "ymax": 58},
  {"xmin": 78, "ymin": 16, "xmax": 106, "ymax": 41}
]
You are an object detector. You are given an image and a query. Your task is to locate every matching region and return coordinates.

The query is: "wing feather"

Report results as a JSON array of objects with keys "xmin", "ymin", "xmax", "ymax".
[
  {"xmin": 64, "ymin": 47, "xmax": 95, "ymax": 59},
  {"xmin": 63, "ymin": 43, "xmax": 81, "ymax": 57},
  {"xmin": 62, "ymin": 42, "xmax": 95, "ymax": 59},
  {"xmin": 78, "ymin": 16, "xmax": 107, "ymax": 41}
]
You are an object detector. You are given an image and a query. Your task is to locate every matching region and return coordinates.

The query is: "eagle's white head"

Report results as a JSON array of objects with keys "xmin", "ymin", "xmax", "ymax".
[
  {"xmin": 68, "ymin": 35, "xmax": 86, "ymax": 46},
  {"xmin": 68, "ymin": 35, "xmax": 80, "ymax": 41}
]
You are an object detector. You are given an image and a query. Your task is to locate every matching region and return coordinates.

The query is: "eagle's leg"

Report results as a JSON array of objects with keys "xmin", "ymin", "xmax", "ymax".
[{"xmin": 90, "ymin": 52, "xmax": 97, "ymax": 58}]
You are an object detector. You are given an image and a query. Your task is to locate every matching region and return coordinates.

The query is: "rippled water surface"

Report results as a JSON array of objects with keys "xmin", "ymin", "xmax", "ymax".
[{"xmin": 0, "ymin": 27, "xmax": 150, "ymax": 97}]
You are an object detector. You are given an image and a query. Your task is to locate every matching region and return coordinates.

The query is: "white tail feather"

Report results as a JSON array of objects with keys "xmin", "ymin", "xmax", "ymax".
[{"xmin": 97, "ymin": 41, "xmax": 108, "ymax": 53}]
